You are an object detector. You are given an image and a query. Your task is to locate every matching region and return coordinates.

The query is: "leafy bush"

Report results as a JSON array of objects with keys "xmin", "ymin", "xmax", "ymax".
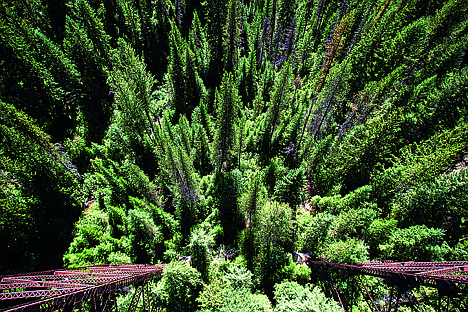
[
  {"xmin": 365, "ymin": 218, "xmax": 398, "ymax": 255},
  {"xmin": 322, "ymin": 238, "xmax": 369, "ymax": 264},
  {"xmin": 335, "ymin": 206, "xmax": 378, "ymax": 239},
  {"xmin": 379, "ymin": 225, "xmax": 451, "ymax": 261},
  {"xmin": 391, "ymin": 168, "xmax": 468, "ymax": 245},
  {"xmin": 198, "ymin": 263, "xmax": 270, "ymax": 312},
  {"xmin": 188, "ymin": 227, "xmax": 215, "ymax": 282},
  {"xmin": 297, "ymin": 212, "xmax": 335, "ymax": 253},
  {"xmin": 274, "ymin": 281, "xmax": 342, "ymax": 312},
  {"xmin": 154, "ymin": 260, "xmax": 203, "ymax": 312}
]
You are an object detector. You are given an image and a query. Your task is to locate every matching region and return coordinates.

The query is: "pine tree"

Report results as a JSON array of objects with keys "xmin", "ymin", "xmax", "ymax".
[
  {"xmin": 260, "ymin": 60, "xmax": 293, "ymax": 158},
  {"xmin": 237, "ymin": 49, "xmax": 258, "ymax": 106},
  {"xmin": 114, "ymin": 0, "xmax": 142, "ymax": 51},
  {"xmin": 63, "ymin": 16, "xmax": 112, "ymax": 143},
  {"xmin": 273, "ymin": 167, "xmax": 305, "ymax": 210},
  {"xmin": 0, "ymin": 101, "xmax": 82, "ymax": 269},
  {"xmin": 212, "ymin": 72, "xmax": 241, "ymax": 172},
  {"xmin": 178, "ymin": 114, "xmax": 193, "ymax": 158},
  {"xmin": 147, "ymin": 0, "xmax": 171, "ymax": 78},
  {"xmin": 184, "ymin": 47, "xmax": 209, "ymax": 117},
  {"xmin": 192, "ymin": 120, "xmax": 213, "ymax": 175},
  {"xmin": 75, "ymin": 0, "xmax": 112, "ymax": 69},
  {"xmin": 224, "ymin": 0, "xmax": 241, "ymax": 72},
  {"xmin": 189, "ymin": 10, "xmax": 210, "ymax": 81},
  {"xmin": 0, "ymin": 5, "xmax": 70, "ymax": 139},
  {"xmin": 168, "ymin": 20, "xmax": 188, "ymax": 118},
  {"xmin": 108, "ymin": 39, "xmax": 158, "ymax": 148},
  {"xmin": 188, "ymin": 228, "xmax": 214, "ymax": 282},
  {"xmin": 205, "ymin": 0, "xmax": 228, "ymax": 88}
]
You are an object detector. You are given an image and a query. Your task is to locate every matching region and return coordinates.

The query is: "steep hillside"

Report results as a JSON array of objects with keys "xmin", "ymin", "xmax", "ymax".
[{"xmin": 1, "ymin": 0, "xmax": 467, "ymax": 309}]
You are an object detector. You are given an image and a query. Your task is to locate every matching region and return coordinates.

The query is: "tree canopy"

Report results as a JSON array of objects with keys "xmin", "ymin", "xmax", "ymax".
[{"xmin": 1, "ymin": 0, "xmax": 467, "ymax": 309}]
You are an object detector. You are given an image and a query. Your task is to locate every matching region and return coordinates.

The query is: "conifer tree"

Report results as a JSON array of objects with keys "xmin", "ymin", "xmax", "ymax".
[
  {"xmin": 224, "ymin": 0, "xmax": 242, "ymax": 72},
  {"xmin": 108, "ymin": 39, "xmax": 158, "ymax": 147},
  {"xmin": 0, "ymin": 101, "xmax": 82, "ymax": 269},
  {"xmin": 75, "ymin": 0, "xmax": 112, "ymax": 69},
  {"xmin": 184, "ymin": 47, "xmax": 209, "ymax": 116},
  {"xmin": 168, "ymin": 20, "xmax": 188, "ymax": 118},
  {"xmin": 237, "ymin": 49, "xmax": 258, "ymax": 106},
  {"xmin": 147, "ymin": 0, "xmax": 171, "ymax": 77},
  {"xmin": 260, "ymin": 60, "xmax": 293, "ymax": 158},
  {"xmin": 192, "ymin": 121, "xmax": 213, "ymax": 175},
  {"xmin": 189, "ymin": 11, "xmax": 210, "ymax": 80},
  {"xmin": 114, "ymin": 0, "xmax": 142, "ymax": 51},
  {"xmin": 212, "ymin": 72, "xmax": 241, "ymax": 172},
  {"xmin": 0, "ymin": 7, "xmax": 72, "ymax": 139},
  {"xmin": 63, "ymin": 16, "xmax": 112, "ymax": 143},
  {"xmin": 273, "ymin": 167, "xmax": 305, "ymax": 210},
  {"xmin": 178, "ymin": 114, "xmax": 193, "ymax": 158},
  {"xmin": 188, "ymin": 228, "xmax": 214, "ymax": 282},
  {"xmin": 205, "ymin": 0, "xmax": 228, "ymax": 88}
]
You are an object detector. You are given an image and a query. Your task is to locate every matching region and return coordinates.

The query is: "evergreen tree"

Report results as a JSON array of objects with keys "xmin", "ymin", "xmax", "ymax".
[
  {"xmin": 205, "ymin": 0, "xmax": 228, "ymax": 88},
  {"xmin": 75, "ymin": 0, "xmax": 112, "ymax": 69},
  {"xmin": 273, "ymin": 167, "xmax": 305, "ymax": 210},
  {"xmin": 189, "ymin": 10, "xmax": 211, "ymax": 80},
  {"xmin": 252, "ymin": 200, "xmax": 295, "ymax": 292},
  {"xmin": 224, "ymin": 0, "xmax": 242, "ymax": 72},
  {"xmin": 63, "ymin": 16, "xmax": 112, "ymax": 143},
  {"xmin": 0, "ymin": 101, "xmax": 82, "ymax": 269},
  {"xmin": 108, "ymin": 39, "xmax": 158, "ymax": 147},
  {"xmin": 212, "ymin": 72, "xmax": 241, "ymax": 172},
  {"xmin": 260, "ymin": 60, "xmax": 293, "ymax": 158},
  {"xmin": 187, "ymin": 228, "xmax": 214, "ymax": 282}
]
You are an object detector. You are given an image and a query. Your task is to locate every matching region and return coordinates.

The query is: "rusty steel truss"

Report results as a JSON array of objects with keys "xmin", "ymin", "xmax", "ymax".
[
  {"xmin": 0, "ymin": 264, "xmax": 164, "ymax": 312},
  {"xmin": 306, "ymin": 259, "xmax": 468, "ymax": 311}
]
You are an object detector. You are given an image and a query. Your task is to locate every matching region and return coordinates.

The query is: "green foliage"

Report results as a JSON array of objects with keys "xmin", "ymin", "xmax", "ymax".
[
  {"xmin": 108, "ymin": 39, "xmax": 159, "ymax": 147},
  {"xmin": 334, "ymin": 206, "xmax": 377, "ymax": 239},
  {"xmin": 274, "ymin": 281, "xmax": 342, "ymax": 312},
  {"xmin": 251, "ymin": 200, "xmax": 295, "ymax": 290},
  {"xmin": 365, "ymin": 218, "xmax": 398, "ymax": 255},
  {"xmin": 277, "ymin": 257, "xmax": 312, "ymax": 285},
  {"xmin": 322, "ymin": 238, "xmax": 369, "ymax": 264},
  {"xmin": 2, "ymin": 0, "xmax": 468, "ymax": 310},
  {"xmin": 297, "ymin": 212, "xmax": 335, "ymax": 253},
  {"xmin": 213, "ymin": 72, "xmax": 241, "ymax": 171},
  {"xmin": 224, "ymin": 264, "xmax": 254, "ymax": 289},
  {"xmin": 188, "ymin": 227, "xmax": 215, "ymax": 282},
  {"xmin": 379, "ymin": 225, "xmax": 451, "ymax": 261},
  {"xmin": 154, "ymin": 260, "xmax": 203, "ymax": 312},
  {"xmin": 218, "ymin": 287, "xmax": 273, "ymax": 312},
  {"xmin": 198, "ymin": 261, "xmax": 271, "ymax": 312},
  {"xmin": 128, "ymin": 208, "xmax": 162, "ymax": 263},
  {"xmin": 391, "ymin": 168, "xmax": 468, "ymax": 245},
  {"xmin": 0, "ymin": 101, "xmax": 82, "ymax": 268},
  {"xmin": 273, "ymin": 167, "xmax": 306, "ymax": 209},
  {"xmin": 211, "ymin": 169, "xmax": 245, "ymax": 245}
]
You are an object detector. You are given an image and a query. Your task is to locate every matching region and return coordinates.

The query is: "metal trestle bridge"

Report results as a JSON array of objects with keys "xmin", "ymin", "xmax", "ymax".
[
  {"xmin": 1, "ymin": 260, "xmax": 468, "ymax": 311},
  {"xmin": 0, "ymin": 264, "xmax": 164, "ymax": 312},
  {"xmin": 306, "ymin": 258, "xmax": 468, "ymax": 311}
]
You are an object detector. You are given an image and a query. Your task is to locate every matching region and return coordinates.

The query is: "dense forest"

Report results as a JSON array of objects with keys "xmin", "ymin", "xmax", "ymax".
[{"xmin": 1, "ymin": 0, "xmax": 468, "ymax": 310}]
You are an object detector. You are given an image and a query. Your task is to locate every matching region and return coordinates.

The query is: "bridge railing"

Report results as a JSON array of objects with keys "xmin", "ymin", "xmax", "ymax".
[
  {"xmin": 0, "ymin": 264, "xmax": 164, "ymax": 312},
  {"xmin": 305, "ymin": 258, "xmax": 468, "ymax": 311}
]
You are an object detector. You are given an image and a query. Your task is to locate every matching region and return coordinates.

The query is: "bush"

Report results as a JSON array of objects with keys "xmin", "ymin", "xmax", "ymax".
[
  {"xmin": 391, "ymin": 168, "xmax": 468, "ymax": 245},
  {"xmin": 197, "ymin": 263, "xmax": 271, "ymax": 312},
  {"xmin": 297, "ymin": 212, "xmax": 335, "ymax": 253},
  {"xmin": 274, "ymin": 281, "xmax": 342, "ymax": 312},
  {"xmin": 322, "ymin": 238, "xmax": 369, "ymax": 264},
  {"xmin": 154, "ymin": 260, "xmax": 203, "ymax": 312},
  {"xmin": 379, "ymin": 225, "xmax": 451, "ymax": 261},
  {"xmin": 365, "ymin": 218, "xmax": 398, "ymax": 256},
  {"xmin": 335, "ymin": 206, "xmax": 377, "ymax": 239}
]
